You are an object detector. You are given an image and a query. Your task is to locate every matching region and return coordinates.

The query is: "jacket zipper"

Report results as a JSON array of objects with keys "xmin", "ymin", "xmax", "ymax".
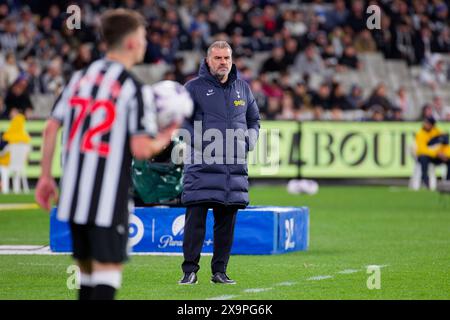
[{"xmin": 224, "ymin": 85, "xmax": 230, "ymax": 206}]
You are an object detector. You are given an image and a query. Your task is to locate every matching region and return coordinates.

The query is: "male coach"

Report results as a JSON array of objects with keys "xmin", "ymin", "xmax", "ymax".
[
  {"xmin": 35, "ymin": 9, "xmax": 178, "ymax": 300},
  {"xmin": 179, "ymin": 41, "xmax": 260, "ymax": 285}
]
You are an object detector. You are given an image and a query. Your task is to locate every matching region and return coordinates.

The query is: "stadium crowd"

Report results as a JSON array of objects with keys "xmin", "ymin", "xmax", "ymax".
[{"xmin": 0, "ymin": 0, "xmax": 450, "ymax": 121}]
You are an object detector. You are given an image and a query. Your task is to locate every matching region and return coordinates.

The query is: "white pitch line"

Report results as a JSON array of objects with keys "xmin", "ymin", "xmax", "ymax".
[
  {"xmin": 205, "ymin": 265, "xmax": 383, "ymax": 300},
  {"xmin": 18, "ymin": 262, "xmax": 67, "ymax": 266},
  {"xmin": 243, "ymin": 288, "xmax": 273, "ymax": 293},
  {"xmin": 0, "ymin": 245, "xmax": 47, "ymax": 250},
  {"xmin": 365, "ymin": 264, "xmax": 389, "ymax": 268},
  {"xmin": 206, "ymin": 295, "xmax": 239, "ymax": 300},
  {"xmin": 337, "ymin": 269, "xmax": 360, "ymax": 274},
  {"xmin": 0, "ymin": 245, "xmax": 212, "ymax": 256},
  {"xmin": 275, "ymin": 281, "xmax": 298, "ymax": 286},
  {"xmin": 0, "ymin": 246, "xmax": 68, "ymax": 255},
  {"xmin": 306, "ymin": 275, "xmax": 333, "ymax": 281}
]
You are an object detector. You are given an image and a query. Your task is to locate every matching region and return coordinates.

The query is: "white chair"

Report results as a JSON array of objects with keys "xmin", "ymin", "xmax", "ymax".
[{"xmin": 0, "ymin": 143, "xmax": 31, "ymax": 194}]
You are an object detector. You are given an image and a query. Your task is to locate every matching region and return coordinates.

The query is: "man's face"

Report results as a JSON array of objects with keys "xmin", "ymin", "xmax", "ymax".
[
  {"xmin": 135, "ymin": 27, "xmax": 148, "ymax": 63},
  {"xmin": 207, "ymin": 47, "xmax": 232, "ymax": 81},
  {"xmin": 125, "ymin": 26, "xmax": 147, "ymax": 64},
  {"xmin": 423, "ymin": 121, "xmax": 433, "ymax": 131}
]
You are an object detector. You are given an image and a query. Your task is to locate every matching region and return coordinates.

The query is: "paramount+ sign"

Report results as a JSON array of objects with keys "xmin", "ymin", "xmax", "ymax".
[{"xmin": 248, "ymin": 121, "xmax": 450, "ymax": 178}]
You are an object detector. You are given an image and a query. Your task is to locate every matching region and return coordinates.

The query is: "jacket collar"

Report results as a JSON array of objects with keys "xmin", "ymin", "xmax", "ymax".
[{"xmin": 198, "ymin": 59, "xmax": 238, "ymax": 88}]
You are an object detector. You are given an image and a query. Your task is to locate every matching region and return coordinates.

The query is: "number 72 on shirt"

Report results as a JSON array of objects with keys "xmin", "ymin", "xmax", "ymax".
[{"xmin": 67, "ymin": 97, "xmax": 116, "ymax": 157}]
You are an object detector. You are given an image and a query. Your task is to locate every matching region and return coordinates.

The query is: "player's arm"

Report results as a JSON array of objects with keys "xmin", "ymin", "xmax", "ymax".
[
  {"xmin": 35, "ymin": 118, "xmax": 61, "ymax": 211},
  {"xmin": 130, "ymin": 123, "xmax": 179, "ymax": 160},
  {"xmin": 129, "ymin": 85, "xmax": 179, "ymax": 160}
]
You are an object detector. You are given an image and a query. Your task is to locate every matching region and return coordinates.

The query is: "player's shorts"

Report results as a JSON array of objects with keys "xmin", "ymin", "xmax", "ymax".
[{"xmin": 69, "ymin": 222, "xmax": 129, "ymax": 263}]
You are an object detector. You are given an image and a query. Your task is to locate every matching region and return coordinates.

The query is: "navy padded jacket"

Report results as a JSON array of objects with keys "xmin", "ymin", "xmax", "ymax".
[{"xmin": 181, "ymin": 61, "xmax": 260, "ymax": 207}]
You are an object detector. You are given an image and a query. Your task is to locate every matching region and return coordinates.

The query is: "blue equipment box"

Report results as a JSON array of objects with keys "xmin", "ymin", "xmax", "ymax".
[{"xmin": 50, "ymin": 206, "xmax": 309, "ymax": 255}]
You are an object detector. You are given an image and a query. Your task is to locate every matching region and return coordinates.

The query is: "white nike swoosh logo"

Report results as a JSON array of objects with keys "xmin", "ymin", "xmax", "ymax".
[{"xmin": 206, "ymin": 92, "xmax": 215, "ymax": 96}]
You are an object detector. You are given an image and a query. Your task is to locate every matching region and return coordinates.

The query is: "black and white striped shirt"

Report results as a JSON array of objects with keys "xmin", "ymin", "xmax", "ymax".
[{"xmin": 51, "ymin": 59, "xmax": 157, "ymax": 227}]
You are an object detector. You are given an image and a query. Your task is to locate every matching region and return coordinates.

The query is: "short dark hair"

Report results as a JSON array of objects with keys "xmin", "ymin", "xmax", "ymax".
[
  {"xmin": 100, "ymin": 9, "xmax": 146, "ymax": 49},
  {"xmin": 424, "ymin": 116, "xmax": 436, "ymax": 126}
]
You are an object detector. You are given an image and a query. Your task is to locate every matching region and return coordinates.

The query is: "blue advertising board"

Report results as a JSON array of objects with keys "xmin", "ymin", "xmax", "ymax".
[{"xmin": 50, "ymin": 206, "xmax": 309, "ymax": 255}]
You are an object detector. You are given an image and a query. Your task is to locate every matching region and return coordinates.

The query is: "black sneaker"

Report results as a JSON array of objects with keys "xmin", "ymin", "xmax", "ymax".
[
  {"xmin": 211, "ymin": 272, "xmax": 236, "ymax": 284},
  {"xmin": 178, "ymin": 272, "xmax": 198, "ymax": 285}
]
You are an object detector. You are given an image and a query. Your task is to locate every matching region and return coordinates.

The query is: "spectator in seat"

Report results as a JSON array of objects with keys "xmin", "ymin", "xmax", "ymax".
[
  {"xmin": 73, "ymin": 43, "xmax": 93, "ymax": 71},
  {"xmin": 415, "ymin": 26, "xmax": 433, "ymax": 65},
  {"xmin": 330, "ymin": 82, "xmax": 354, "ymax": 110},
  {"xmin": 172, "ymin": 57, "xmax": 188, "ymax": 84},
  {"xmin": 394, "ymin": 19, "xmax": 416, "ymax": 65},
  {"xmin": 372, "ymin": 14, "xmax": 394, "ymax": 59},
  {"xmin": 366, "ymin": 105, "xmax": 385, "ymax": 122},
  {"xmin": 261, "ymin": 46, "xmax": 288, "ymax": 73},
  {"xmin": 387, "ymin": 106, "xmax": 404, "ymax": 121},
  {"xmin": 283, "ymin": 37, "xmax": 299, "ymax": 66},
  {"xmin": 0, "ymin": 19, "xmax": 18, "ymax": 53},
  {"xmin": 347, "ymin": 84, "xmax": 364, "ymax": 110},
  {"xmin": 419, "ymin": 54, "xmax": 448, "ymax": 90},
  {"xmin": 321, "ymin": 44, "xmax": 339, "ymax": 70},
  {"xmin": 3, "ymin": 75, "xmax": 33, "ymax": 119},
  {"xmin": 284, "ymin": 10, "xmax": 307, "ymax": 37},
  {"xmin": 248, "ymin": 29, "xmax": 271, "ymax": 52},
  {"xmin": 213, "ymin": 0, "xmax": 235, "ymax": 30},
  {"xmin": 346, "ymin": 0, "xmax": 366, "ymax": 33},
  {"xmin": 40, "ymin": 57, "xmax": 65, "ymax": 95},
  {"xmin": 364, "ymin": 83, "xmax": 395, "ymax": 112},
  {"xmin": 415, "ymin": 117, "xmax": 450, "ymax": 188},
  {"xmin": 293, "ymin": 81, "xmax": 313, "ymax": 111},
  {"xmin": 230, "ymin": 31, "xmax": 252, "ymax": 58},
  {"xmin": 0, "ymin": 52, "xmax": 20, "ymax": 94},
  {"xmin": 279, "ymin": 89, "xmax": 299, "ymax": 120},
  {"xmin": 394, "ymin": 86, "xmax": 411, "ymax": 115},
  {"xmin": 25, "ymin": 58, "xmax": 44, "ymax": 95},
  {"xmin": 294, "ymin": 44, "xmax": 325, "ymax": 76},
  {"xmin": 144, "ymin": 31, "xmax": 163, "ymax": 63},
  {"xmin": 263, "ymin": 96, "xmax": 281, "ymax": 120},
  {"xmin": 324, "ymin": 0, "xmax": 349, "ymax": 31},
  {"xmin": 430, "ymin": 96, "xmax": 450, "ymax": 121},
  {"xmin": 353, "ymin": 30, "xmax": 377, "ymax": 53},
  {"xmin": 338, "ymin": 45, "xmax": 361, "ymax": 70},
  {"xmin": 261, "ymin": 4, "xmax": 278, "ymax": 37},
  {"xmin": 311, "ymin": 83, "xmax": 331, "ymax": 120},
  {"xmin": 433, "ymin": 27, "xmax": 450, "ymax": 53},
  {"xmin": 225, "ymin": 11, "xmax": 247, "ymax": 36},
  {"xmin": 250, "ymin": 79, "xmax": 268, "ymax": 116},
  {"xmin": 420, "ymin": 104, "xmax": 434, "ymax": 120}
]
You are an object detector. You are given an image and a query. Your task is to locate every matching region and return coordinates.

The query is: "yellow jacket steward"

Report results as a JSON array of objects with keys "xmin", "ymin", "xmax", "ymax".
[
  {"xmin": 415, "ymin": 126, "xmax": 450, "ymax": 158},
  {"xmin": 0, "ymin": 114, "xmax": 31, "ymax": 166}
]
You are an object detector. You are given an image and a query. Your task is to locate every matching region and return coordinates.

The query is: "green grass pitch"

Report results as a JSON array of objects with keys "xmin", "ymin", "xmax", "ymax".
[{"xmin": 0, "ymin": 186, "xmax": 449, "ymax": 300}]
